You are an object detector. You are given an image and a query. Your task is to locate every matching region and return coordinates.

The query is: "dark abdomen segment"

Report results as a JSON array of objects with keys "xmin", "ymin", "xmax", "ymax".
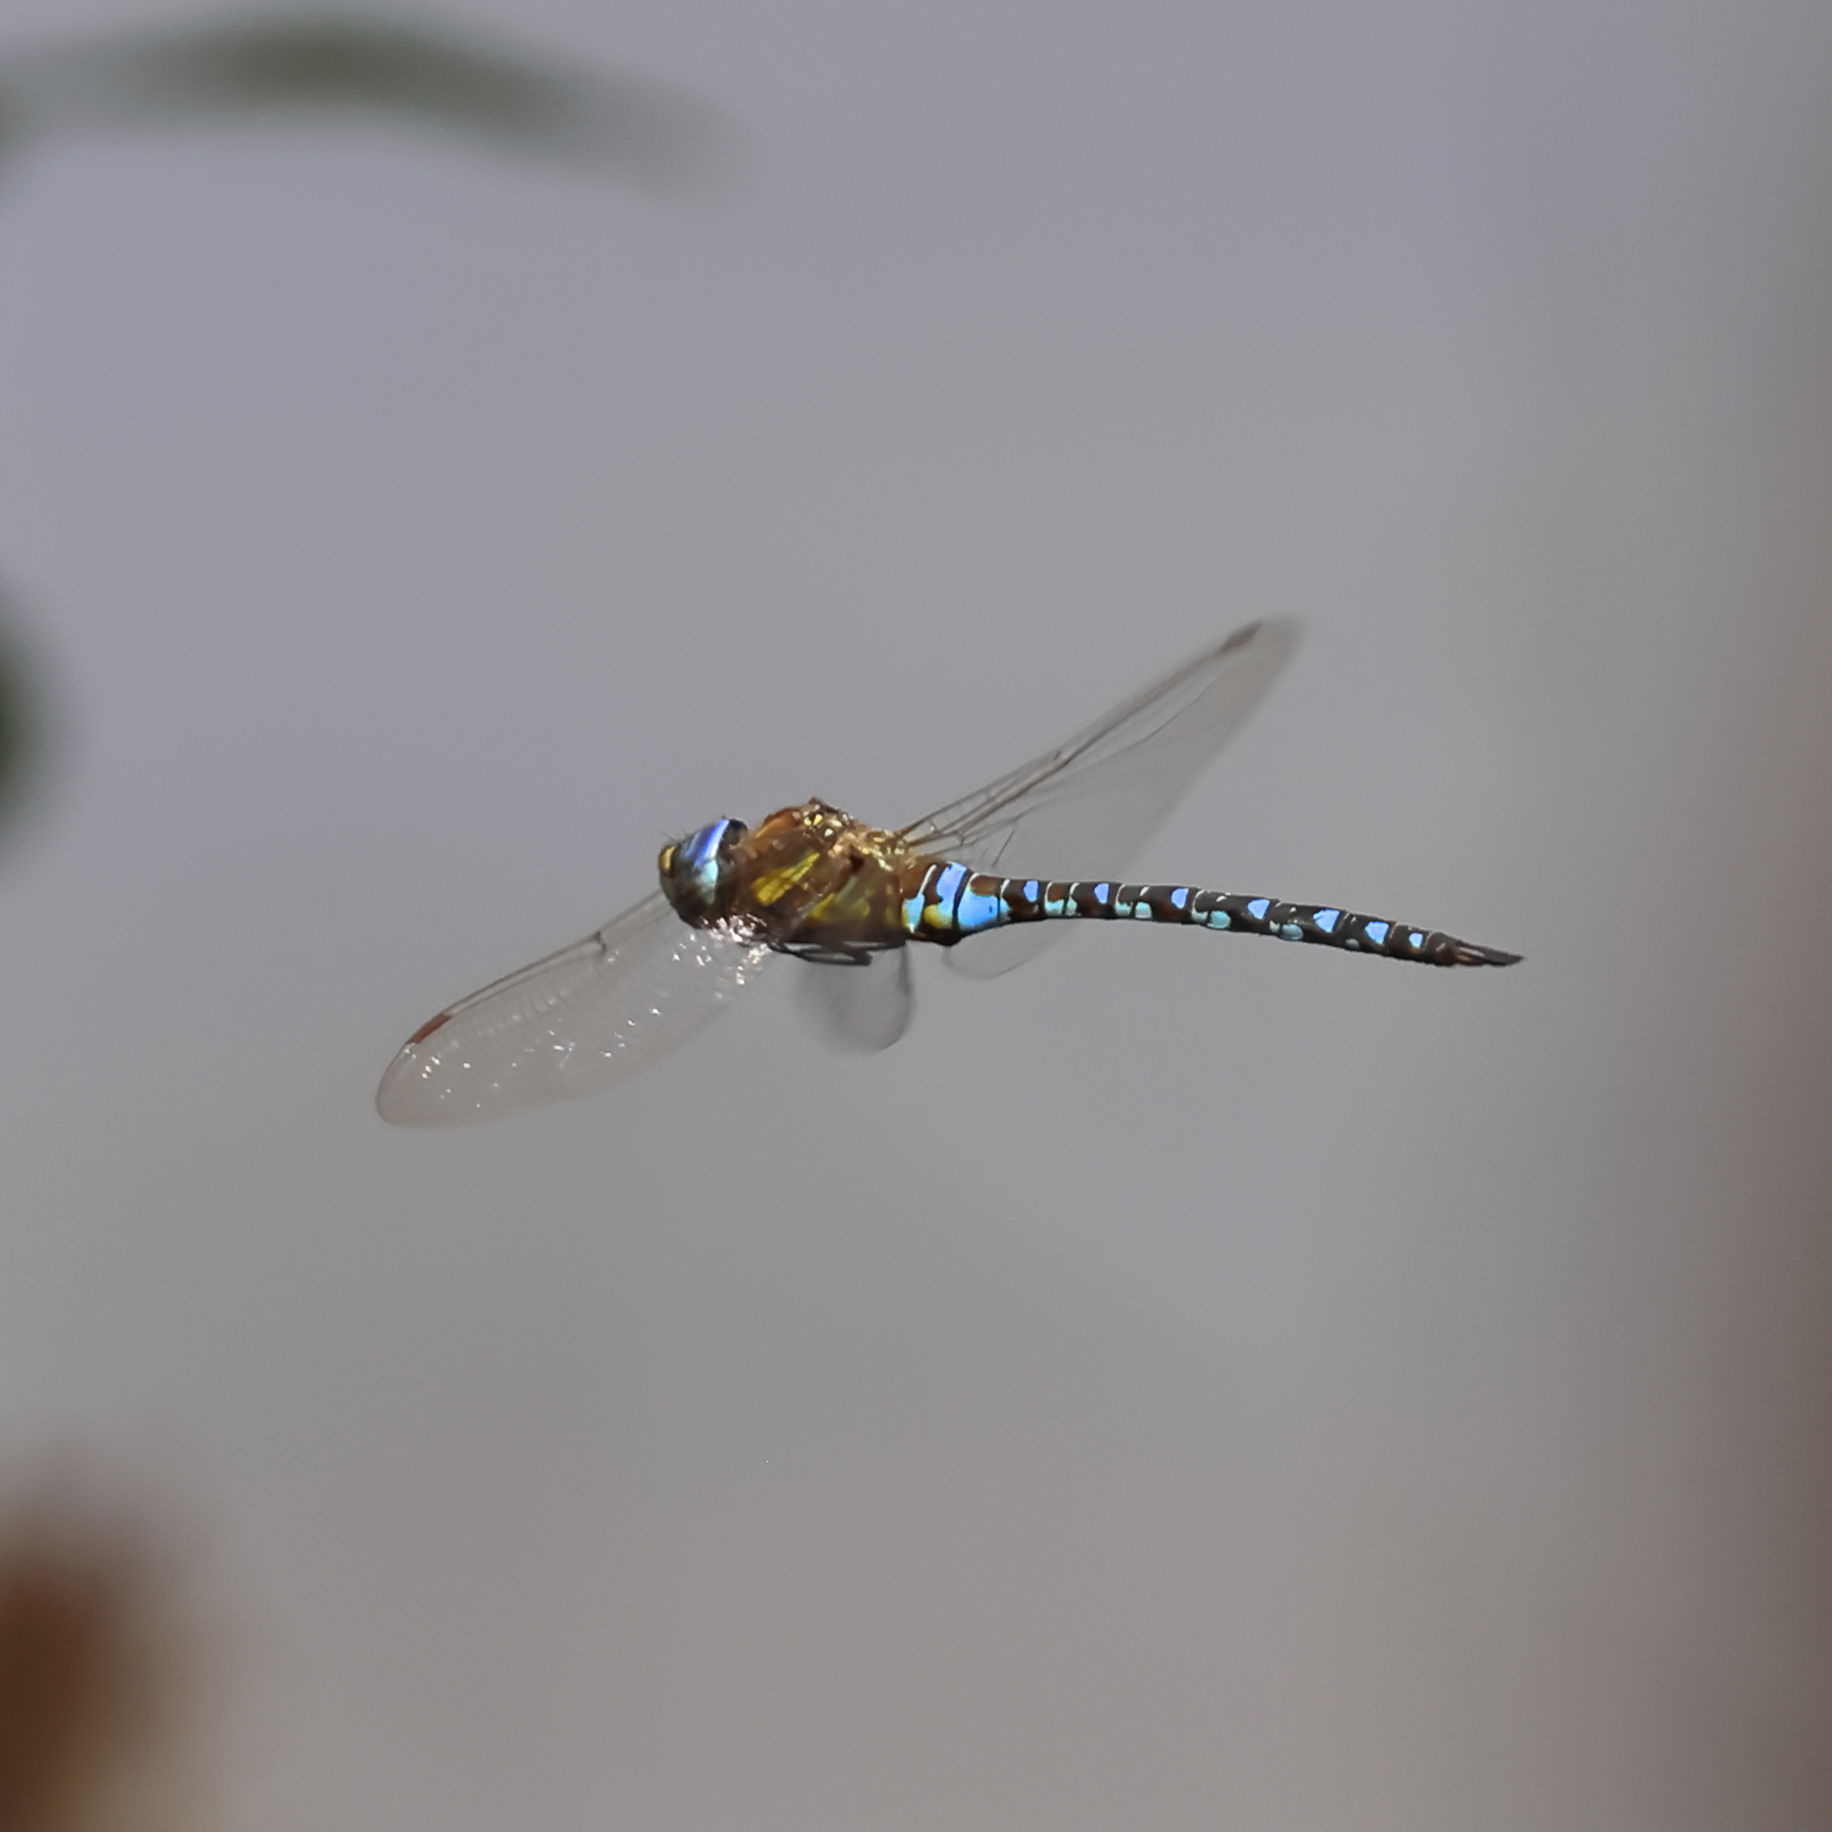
[{"xmin": 902, "ymin": 862, "xmax": 1520, "ymax": 967}]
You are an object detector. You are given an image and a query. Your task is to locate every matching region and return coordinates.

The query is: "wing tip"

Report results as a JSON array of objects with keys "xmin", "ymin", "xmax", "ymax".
[
  {"xmin": 375, "ymin": 1041, "xmax": 463, "ymax": 1128},
  {"xmin": 1229, "ymin": 614, "xmax": 1301, "ymax": 666},
  {"xmin": 374, "ymin": 1058, "xmax": 423, "ymax": 1127}
]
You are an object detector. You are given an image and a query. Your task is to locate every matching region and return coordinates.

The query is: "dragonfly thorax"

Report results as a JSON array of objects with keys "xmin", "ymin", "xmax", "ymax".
[{"xmin": 659, "ymin": 817, "xmax": 749, "ymax": 926}]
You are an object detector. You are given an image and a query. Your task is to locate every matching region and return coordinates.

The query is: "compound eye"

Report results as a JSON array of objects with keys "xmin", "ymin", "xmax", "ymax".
[{"xmin": 659, "ymin": 818, "xmax": 747, "ymax": 924}]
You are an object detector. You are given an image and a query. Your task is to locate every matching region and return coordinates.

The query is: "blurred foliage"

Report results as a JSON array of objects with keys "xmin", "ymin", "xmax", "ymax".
[
  {"xmin": 7, "ymin": 9, "xmax": 728, "ymax": 183},
  {"xmin": 0, "ymin": 11, "xmax": 728, "ymax": 850},
  {"xmin": 0, "ymin": 594, "xmax": 41, "ymax": 858}
]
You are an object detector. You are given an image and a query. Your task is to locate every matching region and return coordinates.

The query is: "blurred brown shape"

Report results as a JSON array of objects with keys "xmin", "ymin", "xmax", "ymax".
[
  {"xmin": 0, "ymin": 1498, "xmax": 181, "ymax": 1832},
  {"xmin": 3, "ymin": 9, "xmax": 730, "ymax": 189}
]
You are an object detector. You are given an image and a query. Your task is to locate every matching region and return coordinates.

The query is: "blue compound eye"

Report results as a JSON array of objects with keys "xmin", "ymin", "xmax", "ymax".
[{"xmin": 658, "ymin": 817, "xmax": 747, "ymax": 925}]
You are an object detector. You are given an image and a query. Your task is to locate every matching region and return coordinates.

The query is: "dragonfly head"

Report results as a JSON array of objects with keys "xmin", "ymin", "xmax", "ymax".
[{"xmin": 659, "ymin": 817, "xmax": 749, "ymax": 926}]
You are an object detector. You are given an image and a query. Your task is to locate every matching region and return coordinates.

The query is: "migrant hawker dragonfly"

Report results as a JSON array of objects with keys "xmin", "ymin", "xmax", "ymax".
[{"xmin": 377, "ymin": 620, "xmax": 1517, "ymax": 1126}]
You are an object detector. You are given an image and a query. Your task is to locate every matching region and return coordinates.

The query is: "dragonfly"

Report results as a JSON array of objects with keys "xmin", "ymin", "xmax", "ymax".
[{"xmin": 377, "ymin": 620, "xmax": 1518, "ymax": 1126}]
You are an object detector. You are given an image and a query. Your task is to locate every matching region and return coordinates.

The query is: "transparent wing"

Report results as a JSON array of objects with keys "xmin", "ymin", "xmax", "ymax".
[
  {"xmin": 376, "ymin": 892, "xmax": 773, "ymax": 1127},
  {"xmin": 794, "ymin": 949, "xmax": 915, "ymax": 1053},
  {"xmin": 903, "ymin": 618, "xmax": 1298, "ymax": 978}
]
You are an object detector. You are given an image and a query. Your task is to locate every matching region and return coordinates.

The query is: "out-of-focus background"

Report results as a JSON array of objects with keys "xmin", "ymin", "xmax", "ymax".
[{"xmin": 2, "ymin": 4, "xmax": 1829, "ymax": 1829}]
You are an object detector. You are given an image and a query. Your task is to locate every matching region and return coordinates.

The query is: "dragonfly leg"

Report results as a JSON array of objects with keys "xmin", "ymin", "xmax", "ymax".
[{"xmin": 775, "ymin": 939, "xmax": 897, "ymax": 966}]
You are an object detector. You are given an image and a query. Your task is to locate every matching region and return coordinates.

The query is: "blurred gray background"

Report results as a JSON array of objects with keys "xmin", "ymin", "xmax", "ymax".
[{"xmin": 2, "ymin": 3, "xmax": 1829, "ymax": 1829}]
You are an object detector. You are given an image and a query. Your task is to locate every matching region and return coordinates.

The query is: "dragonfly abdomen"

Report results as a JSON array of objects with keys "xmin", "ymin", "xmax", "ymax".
[{"xmin": 902, "ymin": 862, "xmax": 1519, "ymax": 968}]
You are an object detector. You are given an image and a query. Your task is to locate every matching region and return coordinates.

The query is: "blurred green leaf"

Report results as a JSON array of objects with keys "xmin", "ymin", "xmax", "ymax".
[
  {"xmin": 0, "ymin": 16, "xmax": 732, "ymax": 855},
  {"xmin": 0, "ymin": 594, "xmax": 44, "ymax": 852},
  {"xmin": 10, "ymin": 10, "xmax": 728, "ymax": 185}
]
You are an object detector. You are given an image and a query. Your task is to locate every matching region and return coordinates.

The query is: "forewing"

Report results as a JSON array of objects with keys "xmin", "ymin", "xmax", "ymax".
[
  {"xmin": 904, "ymin": 618, "xmax": 1298, "ymax": 978},
  {"xmin": 376, "ymin": 892, "xmax": 773, "ymax": 1126},
  {"xmin": 794, "ymin": 949, "xmax": 915, "ymax": 1053}
]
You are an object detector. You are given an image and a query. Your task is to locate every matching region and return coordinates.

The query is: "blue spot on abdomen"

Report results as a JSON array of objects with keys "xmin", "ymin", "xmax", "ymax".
[{"xmin": 955, "ymin": 882, "xmax": 1005, "ymax": 934}]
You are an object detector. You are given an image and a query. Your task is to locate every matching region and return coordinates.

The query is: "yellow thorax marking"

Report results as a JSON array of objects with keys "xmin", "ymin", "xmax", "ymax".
[
  {"xmin": 804, "ymin": 873, "xmax": 875, "ymax": 924},
  {"xmin": 747, "ymin": 846, "xmax": 823, "ymax": 907}
]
